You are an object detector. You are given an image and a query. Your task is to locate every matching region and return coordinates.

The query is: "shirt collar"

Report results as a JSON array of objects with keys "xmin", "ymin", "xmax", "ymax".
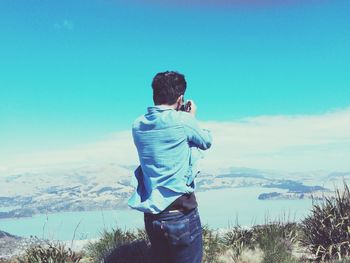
[{"xmin": 147, "ymin": 105, "xmax": 175, "ymax": 113}]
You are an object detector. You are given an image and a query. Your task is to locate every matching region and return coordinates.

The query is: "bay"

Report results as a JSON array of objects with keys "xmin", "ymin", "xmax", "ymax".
[{"xmin": 0, "ymin": 187, "xmax": 313, "ymax": 241}]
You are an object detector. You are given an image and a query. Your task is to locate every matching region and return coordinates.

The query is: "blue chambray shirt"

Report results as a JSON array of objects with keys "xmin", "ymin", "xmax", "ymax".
[{"xmin": 128, "ymin": 105, "xmax": 212, "ymax": 214}]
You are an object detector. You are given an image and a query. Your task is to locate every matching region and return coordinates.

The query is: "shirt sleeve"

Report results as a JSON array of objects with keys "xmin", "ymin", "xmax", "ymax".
[{"xmin": 182, "ymin": 114, "xmax": 212, "ymax": 150}]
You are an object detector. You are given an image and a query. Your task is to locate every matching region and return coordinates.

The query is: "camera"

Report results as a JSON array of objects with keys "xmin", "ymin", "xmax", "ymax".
[{"xmin": 180, "ymin": 100, "xmax": 192, "ymax": 112}]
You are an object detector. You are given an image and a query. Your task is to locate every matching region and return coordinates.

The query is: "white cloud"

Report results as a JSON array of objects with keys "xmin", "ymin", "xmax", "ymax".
[
  {"xmin": 0, "ymin": 131, "xmax": 138, "ymax": 175},
  {"xmin": 201, "ymin": 107, "xmax": 350, "ymax": 172},
  {"xmin": 1, "ymin": 107, "xmax": 350, "ymax": 175}
]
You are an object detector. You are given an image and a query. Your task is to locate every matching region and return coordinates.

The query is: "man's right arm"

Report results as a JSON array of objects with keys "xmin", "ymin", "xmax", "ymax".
[{"xmin": 181, "ymin": 109, "xmax": 212, "ymax": 150}]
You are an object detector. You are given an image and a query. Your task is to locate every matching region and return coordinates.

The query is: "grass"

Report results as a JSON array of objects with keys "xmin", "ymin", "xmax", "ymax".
[
  {"xmin": 300, "ymin": 182, "xmax": 350, "ymax": 261},
  {"xmin": 80, "ymin": 221, "xmax": 300, "ymax": 263},
  {"xmin": 202, "ymin": 224, "xmax": 225, "ymax": 262},
  {"xmin": 84, "ymin": 228, "xmax": 148, "ymax": 263},
  {"xmin": 4, "ymin": 182, "xmax": 350, "ymax": 262},
  {"xmin": 18, "ymin": 241, "xmax": 82, "ymax": 263},
  {"xmin": 219, "ymin": 221, "xmax": 300, "ymax": 263}
]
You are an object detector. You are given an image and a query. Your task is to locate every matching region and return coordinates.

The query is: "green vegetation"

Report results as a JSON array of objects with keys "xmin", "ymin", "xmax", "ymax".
[
  {"xmin": 4, "ymin": 182, "xmax": 350, "ymax": 262},
  {"xmin": 85, "ymin": 228, "xmax": 149, "ymax": 263},
  {"xmin": 18, "ymin": 241, "xmax": 82, "ymax": 263},
  {"xmin": 300, "ymin": 182, "xmax": 350, "ymax": 261},
  {"xmin": 217, "ymin": 221, "xmax": 300, "ymax": 263},
  {"xmin": 202, "ymin": 224, "xmax": 225, "ymax": 262}
]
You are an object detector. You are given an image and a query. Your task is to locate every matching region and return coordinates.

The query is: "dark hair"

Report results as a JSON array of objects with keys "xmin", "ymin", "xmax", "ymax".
[{"xmin": 152, "ymin": 71, "xmax": 187, "ymax": 105}]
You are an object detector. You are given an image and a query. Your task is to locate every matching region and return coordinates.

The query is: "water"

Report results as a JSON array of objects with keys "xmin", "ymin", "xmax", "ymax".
[
  {"xmin": 0, "ymin": 206, "xmax": 20, "ymax": 212},
  {"xmin": 0, "ymin": 187, "xmax": 313, "ymax": 241},
  {"xmin": 197, "ymin": 187, "xmax": 313, "ymax": 227}
]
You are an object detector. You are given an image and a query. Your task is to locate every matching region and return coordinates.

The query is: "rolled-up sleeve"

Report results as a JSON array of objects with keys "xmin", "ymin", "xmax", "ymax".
[{"xmin": 182, "ymin": 114, "xmax": 212, "ymax": 150}]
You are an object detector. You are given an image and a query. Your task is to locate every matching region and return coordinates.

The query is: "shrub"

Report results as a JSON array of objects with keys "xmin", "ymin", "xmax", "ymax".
[
  {"xmin": 84, "ymin": 221, "xmax": 301, "ymax": 262},
  {"xmin": 258, "ymin": 229, "xmax": 298, "ymax": 263},
  {"xmin": 18, "ymin": 241, "xmax": 82, "ymax": 263},
  {"xmin": 222, "ymin": 226, "xmax": 256, "ymax": 260},
  {"xmin": 202, "ymin": 225, "xmax": 224, "ymax": 263},
  {"xmin": 85, "ymin": 228, "xmax": 149, "ymax": 263},
  {"xmin": 86, "ymin": 225, "xmax": 226, "ymax": 263},
  {"xmin": 222, "ymin": 222, "xmax": 299, "ymax": 263},
  {"xmin": 254, "ymin": 222, "xmax": 299, "ymax": 263},
  {"xmin": 300, "ymin": 182, "xmax": 350, "ymax": 261}
]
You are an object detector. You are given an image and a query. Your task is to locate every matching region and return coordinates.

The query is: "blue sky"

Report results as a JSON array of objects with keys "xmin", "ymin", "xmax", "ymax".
[{"xmin": 1, "ymin": 0, "xmax": 349, "ymax": 164}]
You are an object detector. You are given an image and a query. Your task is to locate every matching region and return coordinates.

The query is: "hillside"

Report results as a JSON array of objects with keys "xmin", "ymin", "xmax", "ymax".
[{"xmin": 0, "ymin": 163, "xmax": 343, "ymax": 219}]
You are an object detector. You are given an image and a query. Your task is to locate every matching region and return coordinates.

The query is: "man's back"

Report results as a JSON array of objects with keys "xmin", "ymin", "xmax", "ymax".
[{"xmin": 128, "ymin": 104, "xmax": 212, "ymax": 214}]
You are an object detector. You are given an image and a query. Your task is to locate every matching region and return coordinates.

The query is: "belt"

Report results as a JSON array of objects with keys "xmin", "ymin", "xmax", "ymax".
[
  {"xmin": 166, "ymin": 209, "xmax": 185, "ymax": 213},
  {"xmin": 144, "ymin": 208, "xmax": 186, "ymax": 218}
]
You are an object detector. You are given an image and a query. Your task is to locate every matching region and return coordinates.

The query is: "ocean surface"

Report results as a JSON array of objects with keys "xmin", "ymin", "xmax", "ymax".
[{"xmin": 0, "ymin": 187, "xmax": 313, "ymax": 241}]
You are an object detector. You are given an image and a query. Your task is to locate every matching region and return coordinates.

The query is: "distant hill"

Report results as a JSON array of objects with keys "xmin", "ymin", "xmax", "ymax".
[
  {"xmin": 0, "ymin": 163, "xmax": 347, "ymax": 219},
  {"xmin": 0, "ymin": 230, "xmax": 19, "ymax": 239}
]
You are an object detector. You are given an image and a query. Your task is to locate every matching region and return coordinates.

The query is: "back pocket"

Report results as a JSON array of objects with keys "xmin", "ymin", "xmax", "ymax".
[{"xmin": 161, "ymin": 218, "xmax": 191, "ymax": 246}]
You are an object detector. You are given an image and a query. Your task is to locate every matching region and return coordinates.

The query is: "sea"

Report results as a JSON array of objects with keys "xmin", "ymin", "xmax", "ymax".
[{"xmin": 0, "ymin": 187, "xmax": 314, "ymax": 241}]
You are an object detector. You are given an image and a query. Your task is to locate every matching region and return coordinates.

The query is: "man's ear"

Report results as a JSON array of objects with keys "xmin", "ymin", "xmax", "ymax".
[
  {"xmin": 175, "ymin": 95, "xmax": 183, "ymax": 110},
  {"xmin": 178, "ymin": 95, "xmax": 184, "ymax": 104}
]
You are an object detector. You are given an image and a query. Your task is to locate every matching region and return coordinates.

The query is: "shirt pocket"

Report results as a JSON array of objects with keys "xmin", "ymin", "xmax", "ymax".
[{"xmin": 158, "ymin": 218, "xmax": 191, "ymax": 246}]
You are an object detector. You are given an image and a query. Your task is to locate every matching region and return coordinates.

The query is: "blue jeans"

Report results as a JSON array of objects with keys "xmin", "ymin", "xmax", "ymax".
[{"xmin": 144, "ymin": 207, "xmax": 203, "ymax": 263}]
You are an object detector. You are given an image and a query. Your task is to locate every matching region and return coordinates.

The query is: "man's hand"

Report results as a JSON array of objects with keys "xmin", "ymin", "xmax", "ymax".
[{"xmin": 188, "ymin": 100, "xmax": 197, "ymax": 116}]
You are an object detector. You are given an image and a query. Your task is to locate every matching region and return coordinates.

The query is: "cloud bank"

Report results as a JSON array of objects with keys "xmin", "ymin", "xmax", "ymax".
[
  {"xmin": 202, "ymin": 107, "xmax": 350, "ymax": 172},
  {"xmin": 1, "ymin": 107, "xmax": 350, "ymax": 175}
]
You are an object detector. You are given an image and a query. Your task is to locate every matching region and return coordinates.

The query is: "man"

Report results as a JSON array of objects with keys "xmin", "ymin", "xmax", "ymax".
[{"xmin": 128, "ymin": 71, "xmax": 212, "ymax": 263}]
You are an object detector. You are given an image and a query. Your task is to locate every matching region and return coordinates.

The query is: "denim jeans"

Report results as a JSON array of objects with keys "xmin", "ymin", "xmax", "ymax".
[{"xmin": 144, "ymin": 207, "xmax": 203, "ymax": 263}]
